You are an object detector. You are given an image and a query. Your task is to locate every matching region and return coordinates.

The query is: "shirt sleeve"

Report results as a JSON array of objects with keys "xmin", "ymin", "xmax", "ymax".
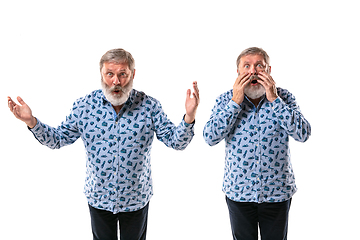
[
  {"xmin": 203, "ymin": 93, "xmax": 242, "ymax": 146},
  {"xmin": 271, "ymin": 88, "xmax": 311, "ymax": 142},
  {"xmin": 152, "ymin": 100, "xmax": 195, "ymax": 150},
  {"xmin": 28, "ymin": 101, "xmax": 81, "ymax": 149}
]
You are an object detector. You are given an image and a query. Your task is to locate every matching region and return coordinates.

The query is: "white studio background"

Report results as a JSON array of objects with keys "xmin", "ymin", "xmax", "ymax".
[{"xmin": 1, "ymin": 1, "xmax": 359, "ymax": 239}]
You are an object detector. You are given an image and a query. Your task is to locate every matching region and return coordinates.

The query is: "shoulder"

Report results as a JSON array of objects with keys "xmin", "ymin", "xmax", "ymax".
[
  {"xmin": 219, "ymin": 89, "xmax": 233, "ymax": 99},
  {"xmin": 277, "ymin": 87, "xmax": 296, "ymax": 101},
  {"xmin": 129, "ymin": 90, "xmax": 164, "ymax": 119},
  {"xmin": 72, "ymin": 89, "xmax": 103, "ymax": 108},
  {"xmin": 215, "ymin": 89, "xmax": 233, "ymax": 105},
  {"xmin": 132, "ymin": 89, "xmax": 161, "ymax": 107}
]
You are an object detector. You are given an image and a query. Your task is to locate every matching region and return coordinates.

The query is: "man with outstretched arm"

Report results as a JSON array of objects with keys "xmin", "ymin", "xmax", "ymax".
[
  {"xmin": 203, "ymin": 47, "xmax": 310, "ymax": 240},
  {"xmin": 8, "ymin": 48, "xmax": 200, "ymax": 240}
]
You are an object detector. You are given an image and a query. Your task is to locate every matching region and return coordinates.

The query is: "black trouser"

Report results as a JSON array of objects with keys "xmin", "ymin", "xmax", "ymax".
[
  {"xmin": 226, "ymin": 197, "xmax": 292, "ymax": 240},
  {"xmin": 88, "ymin": 203, "xmax": 149, "ymax": 240}
]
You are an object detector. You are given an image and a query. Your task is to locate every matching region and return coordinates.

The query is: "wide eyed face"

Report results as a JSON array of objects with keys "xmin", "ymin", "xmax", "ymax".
[
  {"xmin": 237, "ymin": 54, "xmax": 271, "ymax": 99},
  {"xmin": 101, "ymin": 62, "xmax": 134, "ymax": 89},
  {"xmin": 237, "ymin": 54, "xmax": 270, "ymax": 83},
  {"xmin": 101, "ymin": 61, "xmax": 135, "ymax": 106}
]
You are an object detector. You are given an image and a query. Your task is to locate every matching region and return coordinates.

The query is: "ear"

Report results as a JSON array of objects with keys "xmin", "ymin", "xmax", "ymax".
[
  {"xmin": 132, "ymin": 69, "xmax": 136, "ymax": 79},
  {"xmin": 268, "ymin": 66, "xmax": 271, "ymax": 74}
]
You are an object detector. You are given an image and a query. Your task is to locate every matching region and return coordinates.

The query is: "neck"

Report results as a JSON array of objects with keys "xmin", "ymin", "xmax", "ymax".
[
  {"xmin": 112, "ymin": 104, "xmax": 123, "ymax": 114},
  {"xmin": 248, "ymin": 96, "xmax": 262, "ymax": 107}
]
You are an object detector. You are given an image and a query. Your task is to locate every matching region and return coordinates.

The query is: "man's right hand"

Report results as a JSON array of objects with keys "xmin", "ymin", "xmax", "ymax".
[
  {"xmin": 7, "ymin": 96, "xmax": 37, "ymax": 128},
  {"xmin": 231, "ymin": 72, "xmax": 251, "ymax": 105}
]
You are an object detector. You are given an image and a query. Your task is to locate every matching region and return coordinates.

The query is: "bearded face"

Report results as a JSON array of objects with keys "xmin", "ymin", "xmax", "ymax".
[
  {"xmin": 244, "ymin": 74, "xmax": 266, "ymax": 100},
  {"xmin": 100, "ymin": 62, "xmax": 134, "ymax": 106},
  {"xmin": 237, "ymin": 54, "xmax": 270, "ymax": 100},
  {"xmin": 101, "ymin": 76, "xmax": 133, "ymax": 106}
]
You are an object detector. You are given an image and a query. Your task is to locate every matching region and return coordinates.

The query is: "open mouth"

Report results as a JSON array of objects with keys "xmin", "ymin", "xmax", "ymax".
[
  {"xmin": 112, "ymin": 90, "xmax": 121, "ymax": 94},
  {"xmin": 249, "ymin": 75, "xmax": 260, "ymax": 85},
  {"xmin": 112, "ymin": 87, "xmax": 123, "ymax": 94}
]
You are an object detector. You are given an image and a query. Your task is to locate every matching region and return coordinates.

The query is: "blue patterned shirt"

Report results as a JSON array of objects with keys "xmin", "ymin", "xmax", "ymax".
[
  {"xmin": 203, "ymin": 88, "xmax": 311, "ymax": 203},
  {"xmin": 29, "ymin": 89, "xmax": 195, "ymax": 213}
]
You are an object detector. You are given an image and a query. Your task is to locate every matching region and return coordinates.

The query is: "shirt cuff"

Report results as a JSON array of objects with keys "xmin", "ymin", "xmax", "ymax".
[
  {"xmin": 182, "ymin": 114, "xmax": 195, "ymax": 126},
  {"xmin": 182, "ymin": 114, "xmax": 195, "ymax": 125},
  {"xmin": 27, "ymin": 117, "xmax": 41, "ymax": 131},
  {"xmin": 181, "ymin": 115, "xmax": 195, "ymax": 135},
  {"xmin": 270, "ymin": 97, "xmax": 285, "ymax": 113},
  {"xmin": 226, "ymin": 100, "xmax": 242, "ymax": 115}
]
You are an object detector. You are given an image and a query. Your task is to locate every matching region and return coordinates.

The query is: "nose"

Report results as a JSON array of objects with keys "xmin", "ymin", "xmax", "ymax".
[
  {"xmin": 249, "ymin": 65, "xmax": 257, "ymax": 74},
  {"xmin": 112, "ymin": 75, "xmax": 120, "ymax": 85}
]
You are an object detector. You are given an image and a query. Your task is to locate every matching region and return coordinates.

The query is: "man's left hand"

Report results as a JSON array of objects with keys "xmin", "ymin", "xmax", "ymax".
[
  {"xmin": 257, "ymin": 72, "xmax": 278, "ymax": 102},
  {"xmin": 184, "ymin": 81, "xmax": 200, "ymax": 124}
]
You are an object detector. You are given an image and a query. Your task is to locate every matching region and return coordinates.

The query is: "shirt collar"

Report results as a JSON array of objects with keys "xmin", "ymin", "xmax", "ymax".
[{"xmin": 244, "ymin": 94, "xmax": 267, "ymax": 109}]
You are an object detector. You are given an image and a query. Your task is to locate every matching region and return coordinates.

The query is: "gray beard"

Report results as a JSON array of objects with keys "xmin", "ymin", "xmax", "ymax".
[
  {"xmin": 244, "ymin": 84, "xmax": 266, "ymax": 100},
  {"xmin": 101, "ymin": 78, "xmax": 133, "ymax": 106}
]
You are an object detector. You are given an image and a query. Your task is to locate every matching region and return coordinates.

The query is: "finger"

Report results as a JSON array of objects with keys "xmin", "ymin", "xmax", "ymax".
[
  {"xmin": 241, "ymin": 72, "xmax": 252, "ymax": 82},
  {"xmin": 193, "ymin": 92, "xmax": 200, "ymax": 104},
  {"xmin": 17, "ymin": 96, "xmax": 26, "ymax": 106},
  {"xmin": 192, "ymin": 91, "xmax": 199, "ymax": 101},
  {"xmin": 234, "ymin": 75, "xmax": 241, "ymax": 85},
  {"xmin": 239, "ymin": 78, "xmax": 251, "ymax": 90},
  {"xmin": 7, "ymin": 96, "xmax": 15, "ymax": 104},
  {"xmin": 186, "ymin": 89, "xmax": 191, "ymax": 100},
  {"xmin": 256, "ymin": 73, "xmax": 270, "ymax": 83},
  {"xmin": 235, "ymin": 73, "xmax": 250, "ymax": 88},
  {"xmin": 7, "ymin": 96, "xmax": 13, "ymax": 105},
  {"xmin": 193, "ymin": 82, "xmax": 200, "ymax": 99},
  {"xmin": 7, "ymin": 97, "xmax": 16, "ymax": 111},
  {"xmin": 241, "ymin": 76, "xmax": 251, "ymax": 86},
  {"xmin": 258, "ymin": 72, "xmax": 275, "ymax": 84},
  {"xmin": 12, "ymin": 106, "xmax": 20, "ymax": 116},
  {"xmin": 234, "ymin": 72, "xmax": 248, "ymax": 85},
  {"xmin": 193, "ymin": 81, "xmax": 199, "ymax": 91},
  {"xmin": 256, "ymin": 78, "xmax": 270, "ymax": 89}
]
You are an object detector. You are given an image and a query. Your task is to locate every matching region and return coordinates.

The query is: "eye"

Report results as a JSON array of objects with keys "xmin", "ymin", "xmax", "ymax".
[
  {"xmin": 257, "ymin": 64, "xmax": 264, "ymax": 68},
  {"xmin": 119, "ymin": 72, "xmax": 127, "ymax": 78},
  {"xmin": 107, "ymin": 72, "xmax": 113, "ymax": 77},
  {"xmin": 244, "ymin": 65, "xmax": 249, "ymax": 68}
]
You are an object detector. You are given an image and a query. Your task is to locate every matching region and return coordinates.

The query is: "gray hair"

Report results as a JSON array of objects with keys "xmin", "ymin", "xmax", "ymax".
[
  {"xmin": 99, "ymin": 48, "xmax": 135, "ymax": 73},
  {"xmin": 236, "ymin": 47, "xmax": 270, "ymax": 68}
]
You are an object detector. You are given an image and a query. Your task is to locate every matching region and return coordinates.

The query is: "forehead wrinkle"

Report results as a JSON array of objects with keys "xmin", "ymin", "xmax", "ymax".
[
  {"xmin": 241, "ymin": 60, "xmax": 265, "ymax": 66},
  {"xmin": 105, "ymin": 67, "xmax": 128, "ymax": 73},
  {"xmin": 105, "ymin": 61, "xmax": 129, "ymax": 70}
]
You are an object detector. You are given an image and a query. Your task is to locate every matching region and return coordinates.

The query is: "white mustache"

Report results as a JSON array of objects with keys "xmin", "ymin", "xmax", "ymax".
[
  {"xmin": 249, "ymin": 75, "xmax": 260, "ymax": 81},
  {"xmin": 110, "ymin": 85, "xmax": 126, "ymax": 94}
]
